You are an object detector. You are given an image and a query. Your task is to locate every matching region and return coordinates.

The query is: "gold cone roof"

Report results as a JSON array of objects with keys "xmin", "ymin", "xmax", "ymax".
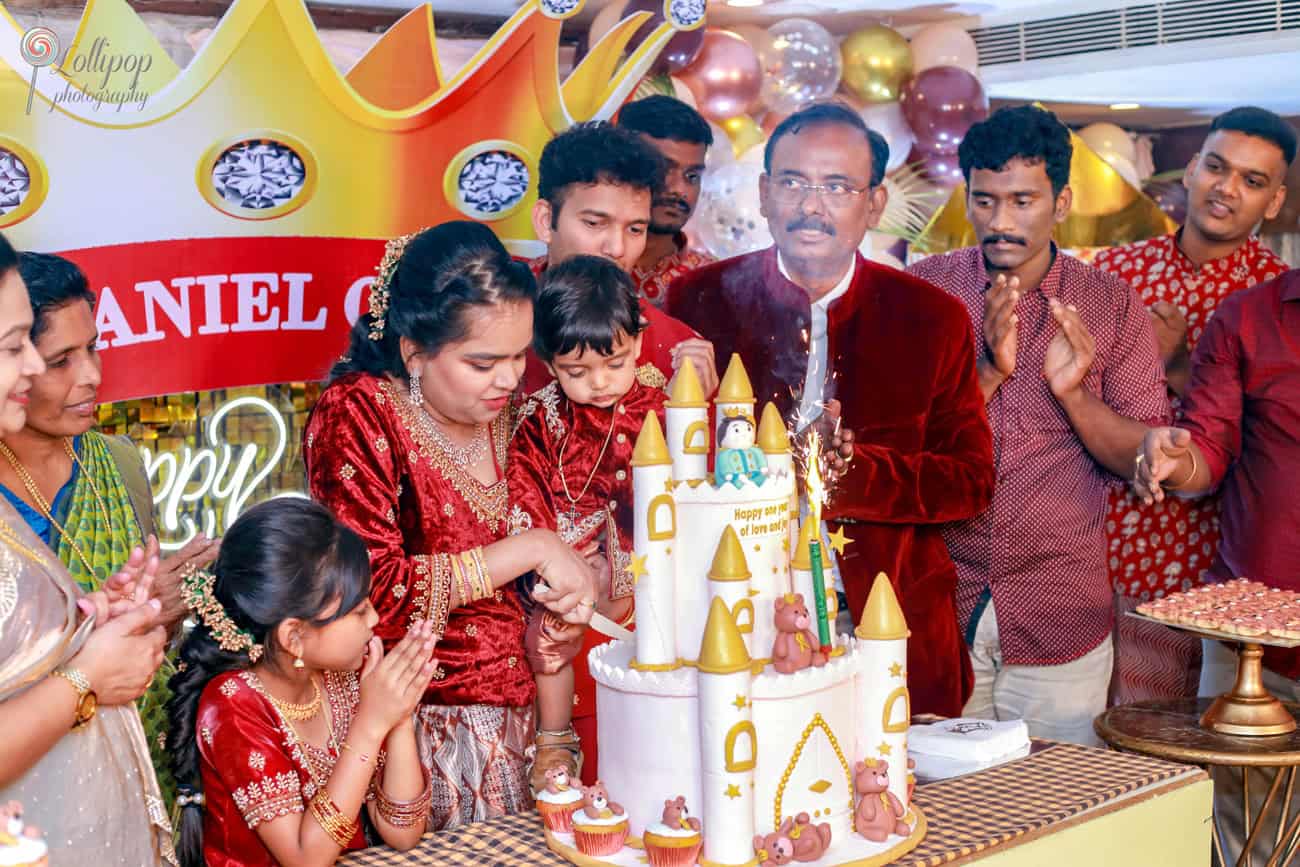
[
  {"xmin": 717, "ymin": 354, "xmax": 755, "ymax": 405},
  {"xmin": 631, "ymin": 412, "xmax": 671, "ymax": 467},
  {"xmin": 791, "ymin": 519, "xmax": 814, "ymax": 571},
  {"xmin": 666, "ymin": 357, "xmax": 708, "ymax": 408},
  {"xmin": 698, "ymin": 596, "xmax": 752, "ymax": 675},
  {"xmin": 708, "ymin": 525, "xmax": 752, "ymax": 582},
  {"xmin": 855, "ymin": 572, "xmax": 910, "ymax": 641},
  {"xmin": 757, "ymin": 402, "xmax": 791, "ymax": 454}
]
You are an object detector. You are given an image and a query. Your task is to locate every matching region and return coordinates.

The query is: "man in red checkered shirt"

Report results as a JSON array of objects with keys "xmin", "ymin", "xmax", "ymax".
[
  {"xmin": 616, "ymin": 95, "xmax": 716, "ymax": 308},
  {"xmin": 909, "ymin": 106, "xmax": 1170, "ymax": 745}
]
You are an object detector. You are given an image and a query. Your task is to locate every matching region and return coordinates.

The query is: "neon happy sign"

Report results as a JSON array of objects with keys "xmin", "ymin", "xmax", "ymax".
[{"xmin": 140, "ymin": 395, "xmax": 306, "ymax": 550}]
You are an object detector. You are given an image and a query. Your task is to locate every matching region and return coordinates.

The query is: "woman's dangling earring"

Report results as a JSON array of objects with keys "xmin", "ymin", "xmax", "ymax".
[
  {"xmin": 409, "ymin": 368, "xmax": 423, "ymax": 407},
  {"xmin": 293, "ymin": 654, "xmax": 305, "ymax": 670}
]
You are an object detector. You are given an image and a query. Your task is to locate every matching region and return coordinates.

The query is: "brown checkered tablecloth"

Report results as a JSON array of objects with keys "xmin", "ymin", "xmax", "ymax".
[{"xmin": 340, "ymin": 743, "xmax": 1204, "ymax": 867}]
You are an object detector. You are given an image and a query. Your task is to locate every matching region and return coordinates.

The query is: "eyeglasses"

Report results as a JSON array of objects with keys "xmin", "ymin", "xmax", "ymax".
[{"xmin": 769, "ymin": 175, "xmax": 871, "ymax": 206}]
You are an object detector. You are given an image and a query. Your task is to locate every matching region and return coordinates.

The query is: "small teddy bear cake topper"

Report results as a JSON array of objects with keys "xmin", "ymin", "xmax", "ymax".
[
  {"xmin": 580, "ymin": 781, "xmax": 624, "ymax": 821},
  {"xmin": 662, "ymin": 795, "xmax": 702, "ymax": 832},
  {"xmin": 771, "ymin": 593, "xmax": 829, "ymax": 674},
  {"xmin": 854, "ymin": 759, "xmax": 909, "ymax": 842},
  {"xmin": 754, "ymin": 813, "xmax": 831, "ymax": 865},
  {"xmin": 716, "ymin": 414, "xmax": 769, "ymax": 488},
  {"xmin": 544, "ymin": 765, "xmax": 573, "ymax": 795}
]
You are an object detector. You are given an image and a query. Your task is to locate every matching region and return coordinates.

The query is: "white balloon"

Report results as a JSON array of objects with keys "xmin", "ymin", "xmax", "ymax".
[
  {"xmin": 858, "ymin": 102, "xmax": 915, "ymax": 173},
  {"xmin": 695, "ymin": 161, "xmax": 773, "ymax": 259},
  {"xmin": 909, "ymin": 24, "xmax": 980, "ymax": 74},
  {"xmin": 759, "ymin": 19, "xmax": 842, "ymax": 116},
  {"xmin": 1078, "ymin": 122, "xmax": 1138, "ymax": 165}
]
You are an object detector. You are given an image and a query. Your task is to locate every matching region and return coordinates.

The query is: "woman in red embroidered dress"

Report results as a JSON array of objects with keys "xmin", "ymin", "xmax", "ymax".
[
  {"xmin": 167, "ymin": 498, "xmax": 435, "ymax": 867},
  {"xmin": 304, "ymin": 222, "xmax": 598, "ymax": 829}
]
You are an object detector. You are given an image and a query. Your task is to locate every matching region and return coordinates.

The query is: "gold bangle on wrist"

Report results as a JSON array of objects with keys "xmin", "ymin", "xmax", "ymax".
[
  {"xmin": 308, "ymin": 790, "xmax": 359, "ymax": 849},
  {"xmin": 1164, "ymin": 448, "xmax": 1199, "ymax": 491}
]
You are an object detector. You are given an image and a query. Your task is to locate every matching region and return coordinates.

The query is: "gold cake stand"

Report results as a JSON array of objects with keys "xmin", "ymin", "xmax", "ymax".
[{"xmin": 1127, "ymin": 612, "xmax": 1300, "ymax": 737}]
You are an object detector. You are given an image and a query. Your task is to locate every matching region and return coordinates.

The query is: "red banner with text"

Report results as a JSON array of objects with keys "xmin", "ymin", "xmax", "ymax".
[{"xmin": 59, "ymin": 237, "xmax": 385, "ymax": 403}]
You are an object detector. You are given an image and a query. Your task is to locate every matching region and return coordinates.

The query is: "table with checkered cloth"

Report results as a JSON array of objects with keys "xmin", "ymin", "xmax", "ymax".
[{"xmin": 340, "ymin": 742, "xmax": 1203, "ymax": 866}]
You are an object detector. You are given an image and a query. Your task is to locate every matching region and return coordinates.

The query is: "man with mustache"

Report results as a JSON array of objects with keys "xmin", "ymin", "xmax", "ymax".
[
  {"xmin": 616, "ymin": 95, "xmax": 715, "ymax": 308},
  {"xmin": 1094, "ymin": 108, "xmax": 1293, "ymax": 706},
  {"xmin": 523, "ymin": 121, "xmax": 718, "ymax": 396},
  {"xmin": 666, "ymin": 102, "xmax": 996, "ymax": 717},
  {"xmin": 908, "ymin": 106, "xmax": 1170, "ymax": 745}
]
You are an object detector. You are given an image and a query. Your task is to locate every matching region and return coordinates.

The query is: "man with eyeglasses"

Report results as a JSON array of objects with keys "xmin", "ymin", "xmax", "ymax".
[
  {"xmin": 908, "ymin": 106, "xmax": 1170, "ymax": 745},
  {"xmin": 666, "ymin": 102, "xmax": 995, "ymax": 718}
]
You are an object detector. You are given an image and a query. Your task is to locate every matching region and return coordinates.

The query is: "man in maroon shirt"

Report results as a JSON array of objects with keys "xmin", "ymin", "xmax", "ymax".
[
  {"xmin": 523, "ymin": 122, "xmax": 716, "ymax": 396},
  {"xmin": 1134, "ymin": 268, "xmax": 1300, "ymax": 860},
  {"xmin": 909, "ymin": 106, "xmax": 1170, "ymax": 744},
  {"xmin": 667, "ymin": 102, "xmax": 995, "ymax": 717}
]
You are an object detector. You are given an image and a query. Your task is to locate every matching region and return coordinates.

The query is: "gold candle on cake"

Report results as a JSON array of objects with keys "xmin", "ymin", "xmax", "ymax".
[{"xmin": 806, "ymin": 429, "xmax": 833, "ymax": 654}]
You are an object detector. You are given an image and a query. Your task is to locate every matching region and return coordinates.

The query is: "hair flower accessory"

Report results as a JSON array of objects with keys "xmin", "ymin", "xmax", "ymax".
[
  {"xmin": 368, "ymin": 229, "xmax": 424, "ymax": 341},
  {"xmin": 180, "ymin": 564, "xmax": 264, "ymax": 662}
]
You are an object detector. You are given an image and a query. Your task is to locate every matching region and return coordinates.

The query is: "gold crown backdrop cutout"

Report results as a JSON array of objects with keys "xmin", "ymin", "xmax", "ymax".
[{"xmin": 0, "ymin": 0, "xmax": 706, "ymax": 250}]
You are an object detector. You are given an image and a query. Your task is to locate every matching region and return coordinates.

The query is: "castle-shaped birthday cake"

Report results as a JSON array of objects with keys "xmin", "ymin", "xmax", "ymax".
[{"xmin": 540, "ymin": 357, "xmax": 927, "ymax": 867}]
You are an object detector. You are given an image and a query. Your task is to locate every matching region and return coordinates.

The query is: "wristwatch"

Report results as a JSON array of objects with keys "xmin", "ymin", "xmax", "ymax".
[{"xmin": 52, "ymin": 666, "xmax": 98, "ymax": 731}]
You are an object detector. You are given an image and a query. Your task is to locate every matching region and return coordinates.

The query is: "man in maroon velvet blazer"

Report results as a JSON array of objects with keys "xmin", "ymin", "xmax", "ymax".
[{"xmin": 666, "ymin": 103, "xmax": 995, "ymax": 716}]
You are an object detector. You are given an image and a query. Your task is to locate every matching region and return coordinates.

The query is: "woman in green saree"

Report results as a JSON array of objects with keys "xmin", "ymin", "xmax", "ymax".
[{"xmin": 0, "ymin": 252, "xmax": 218, "ymax": 805}]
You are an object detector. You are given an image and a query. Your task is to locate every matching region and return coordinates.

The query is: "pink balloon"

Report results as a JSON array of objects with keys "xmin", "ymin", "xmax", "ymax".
[
  {"xmin": 625, "ymin": 0, "xmax": 705, "ymax": 75},
  {"xmin": 900, "ymin": 66, "xmax": 989, "ymax": 156},
  {"xmin": 909, "ymin": 24, "xmax": 979, "ymax": 74},
  {"xmin": 676, "ymin": 29, "xmax": 762, "ymax": 122}
]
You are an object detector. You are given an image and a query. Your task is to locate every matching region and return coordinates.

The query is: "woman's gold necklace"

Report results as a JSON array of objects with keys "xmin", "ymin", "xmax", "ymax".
[
  {"xmin": 0, "ymin": 438, "xmax": 113, "ymax": 577},
  {"xmin": 266, "ymin": 676, "xmax": 323, "ymax": 722}
]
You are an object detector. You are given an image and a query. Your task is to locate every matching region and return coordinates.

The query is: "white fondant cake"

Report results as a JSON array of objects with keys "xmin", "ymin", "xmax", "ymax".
[{"xmin": 547, "ymin": 356, "xmax": 926, "ymax": 867}]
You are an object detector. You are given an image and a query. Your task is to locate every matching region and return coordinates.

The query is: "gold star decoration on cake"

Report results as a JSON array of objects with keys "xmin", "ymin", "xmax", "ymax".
[
  {"xmin": 663, "ymin": 478, "xmax": 678, "ymax": 493},
  {"xmin": 627, "ymin": 553, "xmax": 649, "ymax": 585},
  {"xmin": 782, "ymin": 537, "xmax": 790, "ymax": 552},
  {"xmin": 877, "ymin": 742, "xmax": 892, "ymax": 756},
  {"xmin": 733, "ymin": 694, "xmax": 748, "ymax": 710},
  {"xmin": 889, "ymin": 662, "xmax": 904, "ymax": 678},
  {"xmin": 724, "ymin": 784, "xmax": 742, "ymax": 800},
  {"xmin": 827, "ymin": 526, "xmax": 852, "ymax": 556}
]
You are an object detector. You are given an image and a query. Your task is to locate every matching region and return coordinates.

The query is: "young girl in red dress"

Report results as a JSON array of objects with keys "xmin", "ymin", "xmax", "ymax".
[{"xmin": 166, "ymin": 499, "xmax": 437, "ymax": 867}]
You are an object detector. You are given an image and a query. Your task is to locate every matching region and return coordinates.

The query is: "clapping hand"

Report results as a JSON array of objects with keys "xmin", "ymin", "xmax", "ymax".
[
  {"xmin": 983, "ymin": 274, "xmax": 1020, "ymax": 380},
  {"xmin": 356, "ymin": 620, "xmax": 438, "ymax": 735},
  {"xmin": 1132, "ymin": 426, "xmax": 1194, "ymax": 505},
  {"xmin": 1044, "ymin": 300, "xmax": 1096, "ymax": 398},
  {"xmin": 71, "ymin": 596, "xmax": 166, "ymax": 706}
]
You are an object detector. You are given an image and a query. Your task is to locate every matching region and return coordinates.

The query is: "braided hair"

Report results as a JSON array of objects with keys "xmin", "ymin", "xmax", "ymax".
[{"xmin": 166, "ymin": 499, "xmax": 371, "ymax": 866}]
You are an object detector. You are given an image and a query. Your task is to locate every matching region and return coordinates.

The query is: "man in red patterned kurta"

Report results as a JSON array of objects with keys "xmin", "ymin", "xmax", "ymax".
[
  {"xmin": 1095, "ymin": 107, "xmax": 1294, "ymax": 704},
  {"xmin": 616, "ymin": 95, "xmax": 716, "ymax": 306},
  {"xmin": 910, "ymin": 107, "xmax": 1169, "ymax": 745},
  {"xmin": 521, "ymin": 122, "xmax": 717, "ymax": 397}
]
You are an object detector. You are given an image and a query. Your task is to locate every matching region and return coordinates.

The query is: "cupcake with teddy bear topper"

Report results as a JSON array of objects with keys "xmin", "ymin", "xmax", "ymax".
[
  {"xmin": 571, "ymin": 781, "xmax": 630, "ymax": 856},
  {"xmin": 0, "ymin": 802, "xmax": 48, "ymax": 867},
  {"xmin": 643, "ymin": 796, "xmax": 704, "ymax": 867},
  {"xmin": 536, "ymin": 765, "xmax": 586, "ymax": 833}
]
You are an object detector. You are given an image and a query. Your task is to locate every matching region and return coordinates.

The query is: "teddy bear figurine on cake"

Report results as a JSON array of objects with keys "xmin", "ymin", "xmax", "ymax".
[
  {"xmin": 541, "ymin": 355, "xmax": 926, "ymax": 867},
  {"xmin": 0, "ymin": 803, "xmax": 48, "ymax": 867}
]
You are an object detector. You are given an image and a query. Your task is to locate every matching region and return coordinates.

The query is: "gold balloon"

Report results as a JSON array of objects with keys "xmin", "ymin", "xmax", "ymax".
[
  {"xmin": 720, "ymin": 114, "xmax": 765, "ymax": 158},
  {"xmin": 840, "ymin": 25, "xmax": 913, "ymax": 104}
]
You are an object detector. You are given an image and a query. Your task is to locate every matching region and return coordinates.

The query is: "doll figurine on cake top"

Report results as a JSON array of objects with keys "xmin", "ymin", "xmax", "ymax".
[{"xmin": 716, "ymin": 413, "xmax": 769, "ymax": 488}]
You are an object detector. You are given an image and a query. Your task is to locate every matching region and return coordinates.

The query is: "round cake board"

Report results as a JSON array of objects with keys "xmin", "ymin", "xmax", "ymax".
[{"xmin": 544, "ymin": 805, "xmax": 926, "ymax": 867}]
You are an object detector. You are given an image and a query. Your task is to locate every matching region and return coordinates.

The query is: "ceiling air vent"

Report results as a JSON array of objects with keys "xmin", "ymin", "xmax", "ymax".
[{"xmin": 972, "ymin": 0, "xmax": 1300, "ymax": 66}]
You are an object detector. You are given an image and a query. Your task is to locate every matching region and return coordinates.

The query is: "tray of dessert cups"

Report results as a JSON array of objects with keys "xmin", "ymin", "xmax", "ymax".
[{"xmin": 1130, "ymin": 578, "xmax": 1300, "ymax": 648}]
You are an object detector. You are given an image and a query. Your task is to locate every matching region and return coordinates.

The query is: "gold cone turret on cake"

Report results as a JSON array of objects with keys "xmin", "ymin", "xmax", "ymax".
[
  {"xmin": 698, "ymin": 596, "xmax": 752, "ymax": 675},
  {"xmin": 667, "ymin": 357, "xmax": 708, "ymax": 408},
  {"xmin": 757, "ymin": 402, "xmax": 790, "ymax": 454},
  {"xmin": 631, "ymin": 412, "xmax": 672, "ymax": 467},
  {"xmin": 718, "ymin": 354, "xmax": 756, "ymax": 407},
  {"xmin": 791, "ymin": 519, "xmax": 814, "ymax": 571},
  {"xmin": 855, "ymin": 572, "xmax": 910, "ymax": 641},
  {"xmin": 708, "ymin": 526, "xmax": 752, "ymax": 583}
]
